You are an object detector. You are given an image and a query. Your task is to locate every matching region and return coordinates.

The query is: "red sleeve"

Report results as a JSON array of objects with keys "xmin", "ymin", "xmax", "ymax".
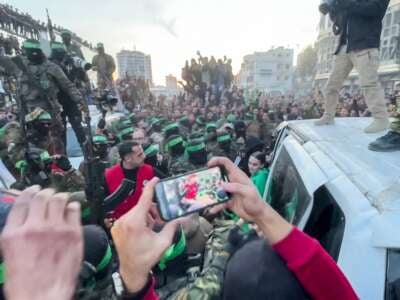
[
  {"xmin": 273, "ymin": 227, "xmax": 358, "ymax": 300},
  {"xmin": 142, "ymin": 277, "xmax": 159, "ymax": 300}
]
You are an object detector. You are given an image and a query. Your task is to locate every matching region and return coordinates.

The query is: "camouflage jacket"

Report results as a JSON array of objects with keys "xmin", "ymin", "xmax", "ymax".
[
  {"xmin": 158, "ymin": 220, "xmax": 236, "ymax": 300},
  {"xmin": 169, "ymin": 155, "xmax": 195, "ymax": 176},
  {"xmin": 18, "ymin": 57, "xmax": 82, "ymax": 112},
  {"xmin": 51, "ymin": 169, "xmax": 86, "ymax": 193}
]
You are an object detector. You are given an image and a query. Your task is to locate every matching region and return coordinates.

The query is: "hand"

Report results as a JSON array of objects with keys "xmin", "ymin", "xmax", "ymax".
[
  {"xmin": 53, "ymin": 155, "xmax": 72, "ymax": 172},
  {"xmin": 111, "ymin": 178, "xmax": 179, "ymax": 293},
  {"xmin": 1, "ymin": 186, "xmax": 83, "ymax": 300},
  {"xmin": 207, "ymin": 157, "xmax": 293, "ymax": 244}
]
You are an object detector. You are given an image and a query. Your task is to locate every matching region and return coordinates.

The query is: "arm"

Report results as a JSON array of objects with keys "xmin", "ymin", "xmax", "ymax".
[
  {"xmin": 50, "ymin": 63, "xmax": 83, "ymax": 104},
  {"xmin": 273, "ymin": 228, "xmax": 358, "ymax": 300},
  {"xmin": 347, "ymin": 0, "xmax": 389, "ymax": 17},
  {"xmin": 109, "ymin": 55, "xmax": 116, "ymax": 74},
  {"xmin": 207, "ymin": 157, "xmax": 358, "ymax": 300}
]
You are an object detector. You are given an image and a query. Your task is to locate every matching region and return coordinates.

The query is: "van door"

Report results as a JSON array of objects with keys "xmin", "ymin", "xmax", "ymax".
[{"xmin": 264, "ymin": 136, "xmax": 328, "ymax": 229}]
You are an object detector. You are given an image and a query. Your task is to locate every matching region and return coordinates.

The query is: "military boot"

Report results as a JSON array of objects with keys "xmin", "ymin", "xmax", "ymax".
[
  {"xmin": 364, "ymin": 118, "xmax": 389, "ymax": 134},
  {"xmin": 314, "ymin": 113, "xmax": 335, "ymax": 126},
  {"xmin": 368, "ymin": 131, "xmax": 400, "ymax": 152}
]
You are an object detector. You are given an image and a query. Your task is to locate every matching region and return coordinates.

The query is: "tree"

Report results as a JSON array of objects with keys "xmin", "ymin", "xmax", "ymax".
[{"xmin": 296, "ymin": 46, "xmax": 317, "ymax": 81}]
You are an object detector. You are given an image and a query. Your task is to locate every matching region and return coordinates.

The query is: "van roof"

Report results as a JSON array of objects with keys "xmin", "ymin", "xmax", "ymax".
[{"xmin": 286, "ymin": 117, "xmax": 400, "ymax": 214}]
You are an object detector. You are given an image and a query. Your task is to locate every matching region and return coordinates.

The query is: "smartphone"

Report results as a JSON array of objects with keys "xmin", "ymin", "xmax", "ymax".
[{"xmin": 155, "ymin": 166, "xmax": 230, "ymax": 221}]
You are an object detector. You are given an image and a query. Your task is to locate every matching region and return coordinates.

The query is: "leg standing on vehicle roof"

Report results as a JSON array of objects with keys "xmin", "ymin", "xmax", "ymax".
[{"xmin": 315, "ymin": 0, "xmax": 390, "ymax": 134}]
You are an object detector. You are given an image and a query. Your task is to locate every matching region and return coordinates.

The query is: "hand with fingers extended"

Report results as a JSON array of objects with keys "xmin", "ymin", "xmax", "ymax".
[
  {"xmin": 111, "ymin": 177, "xmax": 179, "ymax": 293},
  {"xmin": 208, "ymin": 157, "xmax": 293, "ymax": 244},
  {"xmin": 1, "ymin": 186, "xmax": 83, "ymax": 300}
]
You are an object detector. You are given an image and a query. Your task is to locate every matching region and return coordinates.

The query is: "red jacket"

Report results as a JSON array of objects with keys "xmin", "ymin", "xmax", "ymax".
[
  {"xmin": 105, "ymin": 163, "xmax": 154, "ymax": 220},
  {"xmin": 273, "ymin": 227, "xmax": 358, "ymax": 300}
]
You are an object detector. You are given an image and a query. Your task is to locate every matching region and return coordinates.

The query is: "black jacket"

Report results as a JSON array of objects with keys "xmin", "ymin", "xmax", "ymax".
[{"xmin": 335, "ymin": 0, "xmax": 389, "ymax": 54}]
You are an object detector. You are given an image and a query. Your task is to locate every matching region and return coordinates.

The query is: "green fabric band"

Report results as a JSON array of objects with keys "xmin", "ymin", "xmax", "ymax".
[
  {"xmin": 51, "ymin": 42, "xmax": 66, "ymax": 50},
  {"xmin": 0, "ymin": 263, "xmax": 4, "ymax": 284},
  {"xmin": 93, "ymin": 135, "xmax": 108, "ymax": 144},
  {"xmin": 217, "ymin": 135, "xmax": 231, "ymax": 143},
  {"xmin": 96, "ymin": 245, "xmax": 112, "ymax": 272},
  {"xmin": 144, "ymin": 144, "xmax": 159, "ymax": 156},
  {"xmin": 164, "ymin": 123, "xmax": 179, "ymax": 132},
  {"xmin": 167, "ymin": 136, "xmax": 184, "ymax": 148},
  {"xmin": 40, "ymin": 151, "xmax": 51, "ymax": 162},
  {"xmin": 22, "ymin": 41, "xmax": 41, "ymax": 49},
  {"xmin": 38, "ymin": 112, "xmax": 51, "ymax": 121},
  {"xmin": 118, "ymin": 127, "xmax": 134, "ymax": 138},
  {"xmin": 186, "ymin": 142, "xmax": 206, "ymax": 153},
  {"xmin": 159, "ymin": 229, "xmax": 186, "ymax": 271},
  {"xmin": 206, "ymin": 123, "xmax": 217, "ymax": 130}
]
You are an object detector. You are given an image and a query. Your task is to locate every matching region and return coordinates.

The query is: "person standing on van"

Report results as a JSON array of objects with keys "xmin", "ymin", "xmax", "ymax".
[{"xmin": 315, "ymin": 0, "xmax": 390, "ymax": 134}]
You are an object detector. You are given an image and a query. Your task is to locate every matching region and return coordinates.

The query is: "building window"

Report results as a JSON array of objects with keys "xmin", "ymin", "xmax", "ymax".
[{"xmin": 395, "ymin": 10, "xmax": 400, "ymax": 24}]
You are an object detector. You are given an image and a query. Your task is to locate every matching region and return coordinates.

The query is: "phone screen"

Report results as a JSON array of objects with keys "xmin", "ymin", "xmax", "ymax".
[{"xmin": 155, "ymin": 167, "xmax": 230, "ymax": 221}]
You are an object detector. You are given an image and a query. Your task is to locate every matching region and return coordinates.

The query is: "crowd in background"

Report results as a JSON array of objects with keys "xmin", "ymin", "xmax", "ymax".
[{"xmin": 117, "ymin": 76, "xmax": 152, "ymax": 110}]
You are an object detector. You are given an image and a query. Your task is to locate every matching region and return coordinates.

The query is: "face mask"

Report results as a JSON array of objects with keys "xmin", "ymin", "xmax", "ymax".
[{"xmin": 25, "ymin": 49, "xmax": 45, "ymax": 64}]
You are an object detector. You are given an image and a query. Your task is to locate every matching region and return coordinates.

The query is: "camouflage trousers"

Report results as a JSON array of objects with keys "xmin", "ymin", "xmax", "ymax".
[
  {"xmin": 158, "ymin": 220, "xmax": 236, "ymax": 300},
  {"xmin": 391, "ymin": 116, "xmax": 400, "ymax": 133}
]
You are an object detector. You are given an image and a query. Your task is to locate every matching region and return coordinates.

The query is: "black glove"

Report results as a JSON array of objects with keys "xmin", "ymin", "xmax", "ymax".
[{"xmin": 55, "ymin": 155, "xmax": 72, "ymax": 172}]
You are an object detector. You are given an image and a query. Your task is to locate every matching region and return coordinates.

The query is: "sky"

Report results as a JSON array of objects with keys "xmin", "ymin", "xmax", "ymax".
[{"xmin": 6, "ymin": 0, "xmax": 321, "ymax": 85}]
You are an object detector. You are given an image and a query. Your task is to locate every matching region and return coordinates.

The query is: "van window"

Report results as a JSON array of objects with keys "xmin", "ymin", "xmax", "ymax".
[
  {"xmin": 266, "ymin": 147, "xmax": 311, "ymax": 225},
  {"xmin": 304, "ymin": 186, "xmax": 345, "ymax": 261}
]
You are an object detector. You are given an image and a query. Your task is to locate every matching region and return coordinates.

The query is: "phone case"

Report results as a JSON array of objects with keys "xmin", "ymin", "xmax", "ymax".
[{"xmin": 155, "ymin": 166, "xmax": 230, "ymax": 221}]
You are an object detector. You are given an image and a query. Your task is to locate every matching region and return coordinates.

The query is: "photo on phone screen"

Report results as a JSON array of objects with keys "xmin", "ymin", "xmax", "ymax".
[{"xmin": 155, "ymin": 167, "xmax": 230, "ymax": 221}]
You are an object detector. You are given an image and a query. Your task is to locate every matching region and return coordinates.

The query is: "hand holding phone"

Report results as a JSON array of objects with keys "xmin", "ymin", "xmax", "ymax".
[{"xmin": 155, "ymin": 167, "xmax": 230, "ymax": 221}]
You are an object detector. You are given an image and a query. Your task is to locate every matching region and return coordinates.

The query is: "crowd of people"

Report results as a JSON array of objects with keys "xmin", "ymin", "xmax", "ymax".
[
  {"xmin": 117, "ymin": 76, "xmax": 152, "ymax": 110},
  {"xmin": 1, "ymin": 0, "xmax": 400, "ymax": 298},
  {"xmin": 0, "ymin": 32, "xmax": 365, "ymax": 299}
]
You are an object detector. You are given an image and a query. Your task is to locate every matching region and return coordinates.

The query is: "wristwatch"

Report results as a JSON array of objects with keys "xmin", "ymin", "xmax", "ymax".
[{"xmin": 112, "ymin": 271, "xmax": 152, "ymax": 300}]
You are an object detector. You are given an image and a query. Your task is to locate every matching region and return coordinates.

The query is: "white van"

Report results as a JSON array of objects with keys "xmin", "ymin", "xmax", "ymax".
[{"xmin": 263, "ymin": 117, "xmax": 400, "ymax": 300}]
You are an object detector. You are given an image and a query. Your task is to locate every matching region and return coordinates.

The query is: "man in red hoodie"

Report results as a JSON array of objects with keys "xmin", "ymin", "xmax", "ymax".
[{"xmin": 104, "ymin": 141, "xmax": 154, "ymax": 220}]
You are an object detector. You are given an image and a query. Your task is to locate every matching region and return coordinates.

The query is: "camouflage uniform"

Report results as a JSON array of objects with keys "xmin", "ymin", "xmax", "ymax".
[
  {"xmin": 169, "ymin": 155, "xmax": 195, "ymax": 176},
  {"xmin": 18, "ymin": 56, "xmax": 83, "ymax": 153},
  {"xmin": 390, "ymin": 94, "xmax": 400, "ymax": 133},
  {"xmin": 211, "ymin": 145, "xmax": 238, "ymax": 162},
  {"xmin": 66, "ymin": 43, "xmax": 85, "ymax": 60},
  {"xmin": 50, "ymin": 169, "xmax": 86, "ymax": 193},
  {"xmin": 92, "ymin": 52, "xmax": 116, "ymax": 92},
  {"xmin": 158, "ymin": 220, "xmax": 236, "ymax": 300}
]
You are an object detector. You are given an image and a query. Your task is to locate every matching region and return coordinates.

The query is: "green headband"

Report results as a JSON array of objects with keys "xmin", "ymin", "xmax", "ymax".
[
  {"xmin": 163, "ymin": 123, "xmax": 179, "ymax": 132},
  {"xmin": 0, "ymin": 263, "xmax": 4, "ymax": 284},
  {"xmin": 206, "ymin": 123, "xmax": 217, "ymax": 130},
  {"xmin": 96, "ymin": 244, "xmax": 113, "ymax": 272},
  {"xmin": 196, "ymin": 118, "xmax": 205, "ymax": 126},
  {"xmin": 38, "ymin": 112, "xmax": 51, "ymax": 121},
  {"xmin": 144, "ymin": 144, "xmax": 159, "ymax": 156},
  {"xmin": 217, "ymin": 134, "xmax": 232, "ymax": 143},
  {"xmin": 167, "ymin": 136, "xmax": 184, "ymax": 149},
  {"xmin": 118, "ymin": 127, "xmax": 134, "ymax": 139},
  {"xmin": 51, "ymin": 42, "xmax": 66, "ymax": 50},
  {"xmin": 186, "ymin": 142, "xmax": 206, "ymax": 153},
  {"xmin": 22, "ymin": 41, "xmax": 41, "ymax": 49},
  {"xmin": 61, "ymin": 30, "xmax": 71, "ymax": 36},
  {"xmin": 40, "ymin": 151, "xmax": 51, "ymax": 162},
  {"xmin": 93, "ymin": 135, "xmax": 108, "ymax": 144},
  {"xmin": 159, "ymin": 229, "xmax": 186, "ymax": 270},
  {"xmin": 227, "ymin": 114, "xmax": 237, "ymax": 123}
]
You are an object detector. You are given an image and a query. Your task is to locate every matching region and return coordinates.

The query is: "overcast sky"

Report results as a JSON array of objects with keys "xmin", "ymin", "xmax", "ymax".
[{"xmin": 6, "ymin": 0, "xmax": 321, "ymax": 85}]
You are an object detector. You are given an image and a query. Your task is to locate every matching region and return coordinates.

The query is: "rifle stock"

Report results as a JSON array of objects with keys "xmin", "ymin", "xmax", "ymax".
[{"xmin": 102, "ymin": 179, "xmax": 136, "ymax": 214}]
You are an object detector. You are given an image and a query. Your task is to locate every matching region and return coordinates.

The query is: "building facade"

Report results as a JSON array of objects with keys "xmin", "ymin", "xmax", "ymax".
[
  {"xmin": 165, "ymin": 74, "xmax": 178, "ymax": 90},
  {"xmin": 238, "ymin": 47, "xmax": 294, "ymax": 92},
  {"xmin": 315, "ymin": 0, "xmax": 400, "ymax": 93},
  {"xmin": 116, "ymin": 50, "xmax": 153, "ymax": 85}
]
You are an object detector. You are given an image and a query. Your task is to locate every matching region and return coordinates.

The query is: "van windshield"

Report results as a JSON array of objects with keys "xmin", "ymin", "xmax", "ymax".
[{"xmin": 266, "ymin": 147, "xmax": 311, "ymax": 225}]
